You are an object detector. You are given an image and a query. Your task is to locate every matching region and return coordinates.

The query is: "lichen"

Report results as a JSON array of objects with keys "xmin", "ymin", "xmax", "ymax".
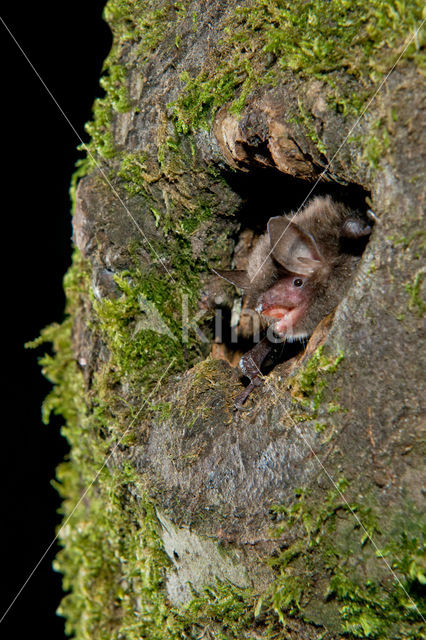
[{"xmin": 171, "ymin": 483, "xmax": 426, "ymax": 639}]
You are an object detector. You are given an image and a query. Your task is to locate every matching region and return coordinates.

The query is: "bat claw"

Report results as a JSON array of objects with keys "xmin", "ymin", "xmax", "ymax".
[
  {"xmin": 234, "ymin": 377, "xmax": 263, "ymax": 408},
  {"xmin": 367, "ymin": 208, "xmax": 378, "ymax": 223}
]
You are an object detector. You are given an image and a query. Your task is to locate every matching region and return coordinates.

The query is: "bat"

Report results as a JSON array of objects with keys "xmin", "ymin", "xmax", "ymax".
[{"xmin": 214, "ymin": 195, "xmax": 373, "ymax": 405}]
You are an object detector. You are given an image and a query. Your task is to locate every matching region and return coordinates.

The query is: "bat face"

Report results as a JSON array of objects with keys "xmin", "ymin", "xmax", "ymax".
[
  {"xmin": 256, "ymin": 273, "xmax": 313, "ymax": 338},
  {"xmin": 214, "ymin": 195, "xmax": 372, "ymax": 342}
]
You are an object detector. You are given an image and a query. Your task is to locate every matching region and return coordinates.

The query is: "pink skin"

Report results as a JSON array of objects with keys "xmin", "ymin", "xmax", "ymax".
[{"xmin": 256, "ymin": 275, "xmax": 310, "ymax": 336}]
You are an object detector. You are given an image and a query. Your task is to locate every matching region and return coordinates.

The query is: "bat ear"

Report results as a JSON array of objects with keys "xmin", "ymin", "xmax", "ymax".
[
  {"xmin": 341, "ymin": 218, "xmax": 372, "ymax": 238},
  {"xmin": 212, "ymin": 268, "xmax": 250, "ymax": 289},
  {"xmin": 267, "ymin": 216, "xmax": 323, "ymax": 276}
]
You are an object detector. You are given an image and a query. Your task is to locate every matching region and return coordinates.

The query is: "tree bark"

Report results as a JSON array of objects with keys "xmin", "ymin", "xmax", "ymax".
[{"xmin": 44, "ymin": 2, "xmax": 425, "ymax": 638}]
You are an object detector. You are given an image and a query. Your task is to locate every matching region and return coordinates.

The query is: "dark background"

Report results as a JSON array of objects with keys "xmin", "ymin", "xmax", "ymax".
[{"xmin": 1, "ymin": 2, "xmax": 110, "ymax": 635}]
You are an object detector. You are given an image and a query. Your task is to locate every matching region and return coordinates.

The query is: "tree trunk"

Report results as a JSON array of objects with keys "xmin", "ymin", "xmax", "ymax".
[{"xmin": 41, "ymin": 1, "xmax": 425, "ymax": 638}]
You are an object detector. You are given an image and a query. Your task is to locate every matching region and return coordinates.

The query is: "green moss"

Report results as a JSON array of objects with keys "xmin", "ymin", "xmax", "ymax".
[
  {"xmin": 405, "ymin": 269, "xmax": 426, "ymax": 317},
  {"xmin": 329, "ymin": 524, "xmax": 426, "ymax": 638},
  {"xmin": 314, "ymin": 421, "xmax": 328, "ymax": 433},
  {"xmin": 173, "ymin": 69, "xmax": 239, "ymax": 135},
  {"xmin": 30, "ymin": 255, "xmax": 187, "ymax": 639},
  {"xmin": 84, "ymin": 63, "xmax": 131, "ymax": 162},
  {"xmin": 82, "ymin": 0, "xmax": 192, "ymax": 166},
  {"xmin": 116, "ymin": 136, "xmax": 216, "ymax": 237},
  {"xmin": 26, "ymin": 253, "xmax": 90, "ymax": 424},
  {"xmin": 69, "ymin": 158, "xmax": 93, "ymax": 213},
  {"xmin": 289, "ymin": 345, "xmax": 344, "ymax": 412},
  {"xmin": 179, "ymin": 203, "xmax": 212, "ymax": 235},
  {"xmin": 327, "ymin": 401, "xmax": 343, "ymax": 414},
  {"xmin": 37, "ymin": 253, "xmax": 424, "ymax": 637},
  {"xmin": 33, "ymin": 260, "xmax": 339, "ymax": 640},
  {"xmin": 171, "ymin": 0, "xmax": 425, "ymax": 134},
  {"xmin": 35, "ymin": 300, "xmax": 252, "ymax": 639},
  {"xmin": 166, "ymin": 485, "xmax": 424, "ymax": 639},
  {"xmin": 387, "ymin": 230, "xmax": 426, "ymax": 251},
  {"xmin": 36, "ymin": 1, "xmax": 426, "ymax": 637},
  {"xmin": 175, "ymin": 581, "xmax": 257, "ymax": 639},
  {"xmin": 93, "ymin": 262, "xmax": 204, "ymax": 391},
  {"xmin": 263, "ymin": 484, "xmax": 425, "ymax": 638},
  {"xmin": 362, "ymin": 117, "xmax": 392, "ymax": 170},
  {"xmin": 117, "ymin": 151, "xmax": 149, "ymax": 196},
  {"xmin": 55, "ymin": 458, "xmax": 186, "ymax": 639}
]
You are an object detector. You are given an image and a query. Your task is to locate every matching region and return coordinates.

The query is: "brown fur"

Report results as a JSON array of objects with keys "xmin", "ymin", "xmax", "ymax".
[{"xmin": 216, "ymin": 195, "xmax": 371, "ymax": 340}]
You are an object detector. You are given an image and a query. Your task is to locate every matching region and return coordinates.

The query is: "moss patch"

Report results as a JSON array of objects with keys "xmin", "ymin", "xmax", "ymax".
[
  {"xmin": 262, "ymin": 484, "xmax": 425, "ymax": 639},
  {"xmin": 83, "ymin": 0, "xmax": 192, "ymax": 165},
  {"xmin": 171, "ymin": 0, "xmax": 425, "ymax": 134},
  {"xmin": 93, "ymin": 260, "xmax": 205, "ymax": 391},
  {"xmin": 288, "ymin": 345, "xmax": 344, "ymax": 413},
  {"xmin": 30, "ymin": 257, "xmax": 186, "ymax": 639},
  {"xmin": 34, "ymin": 0, "xmax": 426, "ymax": 638},
  {"xmin": 405, "ymin": 269, "xmax": 426, "ymax": 317}
]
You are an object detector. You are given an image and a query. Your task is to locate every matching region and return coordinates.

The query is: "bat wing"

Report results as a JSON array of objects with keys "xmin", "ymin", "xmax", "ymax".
[{"xmin": 212, "ymin": 268, "xmax": 250, "ymax": 289}]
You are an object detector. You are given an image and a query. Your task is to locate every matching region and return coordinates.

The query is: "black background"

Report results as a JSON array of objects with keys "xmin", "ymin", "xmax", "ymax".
[{"xmin": 1, "ymin": 2, "xmax": 110, "ymax": 635}]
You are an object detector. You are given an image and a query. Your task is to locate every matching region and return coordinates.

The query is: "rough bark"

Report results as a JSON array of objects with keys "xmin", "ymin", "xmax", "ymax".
[{"xmin": 40, "ymin": 2, "xmax": 425, "ymax": 639}]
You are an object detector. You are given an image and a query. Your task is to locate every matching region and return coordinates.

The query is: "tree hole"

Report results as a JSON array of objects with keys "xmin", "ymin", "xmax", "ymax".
[{"xmin": 210, "ymin": 166, "xmax": 371, "ymax": 384}]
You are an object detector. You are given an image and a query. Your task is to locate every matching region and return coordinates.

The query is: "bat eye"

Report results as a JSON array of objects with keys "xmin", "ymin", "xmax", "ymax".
[{"xmin": 293, "ymin": 278, "xmax": 304, "ymax": 287}]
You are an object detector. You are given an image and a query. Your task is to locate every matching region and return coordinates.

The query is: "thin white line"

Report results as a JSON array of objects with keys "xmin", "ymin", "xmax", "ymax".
[
  {"xmin": 2, "ymin": 5, "xmax": 422, "ymax": 625},
  {"xmin": 0, "ymin": 16, "xmax": 178, "ymax": 624},
  {"xmin": 0, "ymin": 15, "xmax": 177, "ymax": 285},
  {"xmin": 0, "ymin": 358, "xmax": 176, "ymax": 625},
  {"xmin": 248, "ymin": 358, "xmax": 425, "ymax": 621},
  {"xmin": 249, "ymin": 19, "xmax": 425, "ymax": 284}
]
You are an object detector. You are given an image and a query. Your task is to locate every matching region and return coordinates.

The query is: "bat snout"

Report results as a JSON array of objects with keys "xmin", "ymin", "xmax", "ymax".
[
  {"xmin": 260, "ymin": 304, "xmax": 292, "ymax": 319},
  {"xmin": 260, "ymin": 304, "xmax": 306, "ymax": 336}
]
